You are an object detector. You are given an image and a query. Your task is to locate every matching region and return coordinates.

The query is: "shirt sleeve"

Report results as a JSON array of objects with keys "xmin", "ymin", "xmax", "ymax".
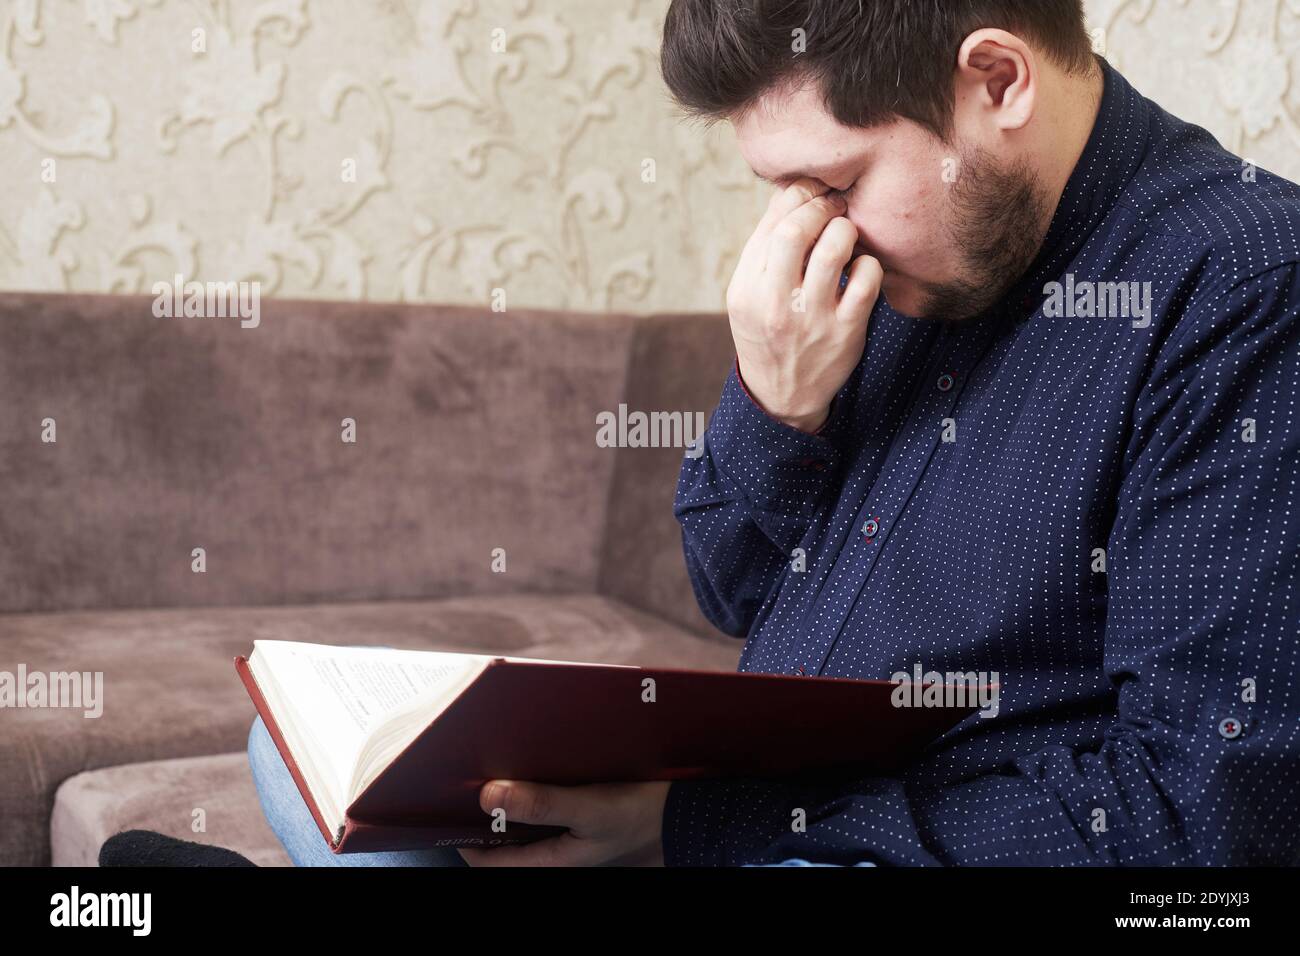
[
  {"xmin": 673, "ymin": 356, "xmax": 847, "ymax": 637},
  {"xmin": 663, "ymin": 264, "xmax": 1300, "ymax": 866}
]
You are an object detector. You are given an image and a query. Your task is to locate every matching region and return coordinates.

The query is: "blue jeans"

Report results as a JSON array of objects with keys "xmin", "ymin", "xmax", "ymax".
[
  {"xmin": 249, "ymin": 715, "xmax": 875, "ymax": 867},
  {"xmin": 248, "ymin": 715, "xmax": 468, "ymax": 866}
]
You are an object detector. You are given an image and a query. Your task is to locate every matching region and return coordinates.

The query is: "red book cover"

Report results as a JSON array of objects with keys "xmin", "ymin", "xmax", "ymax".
[{"xmin": 236, "ymin": 654, "xmax": 981, "ymax": 853}]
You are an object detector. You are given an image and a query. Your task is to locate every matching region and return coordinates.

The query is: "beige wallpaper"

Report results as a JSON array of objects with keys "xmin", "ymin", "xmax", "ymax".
[{"xmin": 0, "ymin": 0, "xmax": 1296, "ymax": 312}]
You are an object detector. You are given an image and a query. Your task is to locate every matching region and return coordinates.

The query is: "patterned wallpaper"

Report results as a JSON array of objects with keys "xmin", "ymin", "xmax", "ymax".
[{"xmin": 0, "ymin": 0, "xmax": 1296, "ymax": 312}]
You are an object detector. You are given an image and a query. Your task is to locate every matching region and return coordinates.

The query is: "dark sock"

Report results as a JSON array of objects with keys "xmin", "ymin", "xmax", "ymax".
[{"xmin": 98, "ymin": 829, "xmax": 258, "ymax": 867}]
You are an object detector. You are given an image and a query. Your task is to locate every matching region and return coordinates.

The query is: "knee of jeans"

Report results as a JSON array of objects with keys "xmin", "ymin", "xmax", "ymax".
[{"xmin": 247, "ymin": 715, "xmax": 276, "ymax": 778}]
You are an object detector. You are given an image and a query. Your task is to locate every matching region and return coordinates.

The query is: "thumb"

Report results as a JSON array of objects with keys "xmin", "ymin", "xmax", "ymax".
[{"xmin": 480, "ymin": 779, "xmax": 594, "ymax": 828}]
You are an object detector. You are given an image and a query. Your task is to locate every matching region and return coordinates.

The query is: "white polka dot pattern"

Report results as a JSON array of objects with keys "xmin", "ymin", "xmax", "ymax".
[{"xmin": 665, "ymin": 58, "xmax": 1300, "ymax": 867}]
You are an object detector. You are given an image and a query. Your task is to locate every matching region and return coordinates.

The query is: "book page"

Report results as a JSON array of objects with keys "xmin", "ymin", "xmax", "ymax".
[{"xmin": 253, "ymin": 641, "xmax": 479, "ymax": 801}]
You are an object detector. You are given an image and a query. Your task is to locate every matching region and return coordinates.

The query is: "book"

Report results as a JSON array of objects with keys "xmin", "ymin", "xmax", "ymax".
[{"xmin": 235, "ymin": 640, "xmax": 979, "ymax": 853}]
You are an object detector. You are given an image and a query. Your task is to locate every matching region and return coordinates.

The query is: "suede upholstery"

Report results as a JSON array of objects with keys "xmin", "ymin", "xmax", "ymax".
[
  {"xmin": 0, "ymin": 292, "xmax": 737, "ymax": 866},
  {"xmin": 598, "ymin": 312, "xmax": 735, "ymax": 637},
  {"xmin": 0, "ymin": 294, "xmax": 638, "ymax": 612},
  {"xmin": 52, "ymin": 754, "xmax": 293, "ymax": 867}
]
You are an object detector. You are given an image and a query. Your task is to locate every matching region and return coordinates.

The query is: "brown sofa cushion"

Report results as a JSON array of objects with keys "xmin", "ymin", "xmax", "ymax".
[
  {"xmin": 4, "ymin": 593, "xmax": 740, "ymax": 866},
  {"xmin": 0, "ymin": 294, "xmax": 638, "ymax": 615},
  {"xmin": 51, "ymin": 753, "xmax": 292, "ymax": 867},
  {"xmin": 0, "ymin": 294, "xmax": 737, "ymax": 640}
]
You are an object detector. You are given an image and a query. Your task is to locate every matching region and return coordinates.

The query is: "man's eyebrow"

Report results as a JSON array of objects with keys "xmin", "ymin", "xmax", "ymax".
[{"xmin": 749, "ymin": 165, "xmax": 843, "ymax": 186}]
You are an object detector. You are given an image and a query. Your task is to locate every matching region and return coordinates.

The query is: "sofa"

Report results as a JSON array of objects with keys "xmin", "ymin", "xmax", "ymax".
[{"xmin": 0, "ymin": 291, "xmax": 739, "ymax": 866}]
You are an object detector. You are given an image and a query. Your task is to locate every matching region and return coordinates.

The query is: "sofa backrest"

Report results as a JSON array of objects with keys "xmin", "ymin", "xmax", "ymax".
[
  {"xmin": 0, "ymin": 293, "xmax": 733, "ymax": 641},
  {"xmin": 597, "ymin": 313, "xmax": 735, "ymax": 639}
]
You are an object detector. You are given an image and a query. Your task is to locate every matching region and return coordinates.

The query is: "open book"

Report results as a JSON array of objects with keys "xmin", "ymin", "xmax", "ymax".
[{"xmin": 236, "ymin": 640, "xmax": 979, "ymax": 852}]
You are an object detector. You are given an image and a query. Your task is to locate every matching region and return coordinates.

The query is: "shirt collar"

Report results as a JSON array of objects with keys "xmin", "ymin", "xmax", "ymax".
[{"xmin": 1040, "ymin": 55, "xmax": 1152, "ymax": 257}]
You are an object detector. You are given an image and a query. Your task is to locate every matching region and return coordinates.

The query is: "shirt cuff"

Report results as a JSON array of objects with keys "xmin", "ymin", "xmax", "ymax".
[
  {"xmin": 701, "ymin": 357, "xmax": 843, "ymax": 516},
  {"xmin": 734, "ymin": 356, "xmax": 835, "ymax": 437}
]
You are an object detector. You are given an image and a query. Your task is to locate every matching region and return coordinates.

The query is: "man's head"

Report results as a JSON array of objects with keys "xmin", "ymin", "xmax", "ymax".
[{"xmin": 661, "ymin": 1, "xmax": 1101, "ymax": 321}]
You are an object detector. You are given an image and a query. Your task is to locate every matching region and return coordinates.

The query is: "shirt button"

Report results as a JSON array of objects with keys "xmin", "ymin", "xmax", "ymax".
[
  {"xmin": 861, "ymin": 518, "xmax": 879, "ymax": 539},
  {"xmin": 1217, "ymin": 717, "xmax": 1244, "ymax": 740},
  {"xmin": 795, "ymin": 665, "xmax": 806, "ymax": 675},
  {"xmin": 937, "ymin": 373, "xmax": 955, "ymax": 392}
]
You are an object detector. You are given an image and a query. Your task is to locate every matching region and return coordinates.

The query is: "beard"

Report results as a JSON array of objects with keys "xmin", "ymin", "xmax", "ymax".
[{"xmin": 911, "ymin": 144, "xmax": 1051, "ymax": 323}]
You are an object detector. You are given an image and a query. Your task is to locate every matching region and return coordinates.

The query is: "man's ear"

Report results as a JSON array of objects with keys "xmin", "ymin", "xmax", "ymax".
[{"xmin": 955, "ymin": 29, "xmax": 1036, "ymax": 132}]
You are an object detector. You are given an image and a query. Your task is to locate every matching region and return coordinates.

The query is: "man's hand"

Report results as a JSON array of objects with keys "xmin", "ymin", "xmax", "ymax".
[
  {"xmin": 456, "ymin": 779, "xmax": 671, "ymax": 866},
  {"xmin": 727, "ymin": 179, "xmax": 883, "ymax": 433}
]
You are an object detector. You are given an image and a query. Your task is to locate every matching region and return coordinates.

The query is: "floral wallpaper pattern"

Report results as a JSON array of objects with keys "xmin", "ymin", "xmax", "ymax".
[{"xmin": 0, "ymin": 0, "xmax": 1296, "ymax": 312}]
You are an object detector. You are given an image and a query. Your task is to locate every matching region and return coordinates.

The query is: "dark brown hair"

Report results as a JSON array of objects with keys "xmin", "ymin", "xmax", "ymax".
[{"xmin": 660, "ymin": 0, "xmax": 1095, "ymax": 141}]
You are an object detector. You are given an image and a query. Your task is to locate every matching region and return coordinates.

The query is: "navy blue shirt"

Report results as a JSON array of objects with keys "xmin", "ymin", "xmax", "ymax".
[{"xmin": 665, "ymin": 58, "xmax": 1300, "ymax": 866}]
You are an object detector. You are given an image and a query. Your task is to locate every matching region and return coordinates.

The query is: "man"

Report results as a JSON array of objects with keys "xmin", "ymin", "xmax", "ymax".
[
  {"xmin": 651, "ymin": 0, "xmax": 1300, "ymax": 866},
  {"xmin": 238, "ymin": 0, "xmax": 1299, "ymax": 867}
]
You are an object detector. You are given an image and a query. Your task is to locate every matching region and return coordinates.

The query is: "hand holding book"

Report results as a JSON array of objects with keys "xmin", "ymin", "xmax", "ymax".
[{"xmin": 457, "ymin": 778, "xmax": 671, "ymax": 866}]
